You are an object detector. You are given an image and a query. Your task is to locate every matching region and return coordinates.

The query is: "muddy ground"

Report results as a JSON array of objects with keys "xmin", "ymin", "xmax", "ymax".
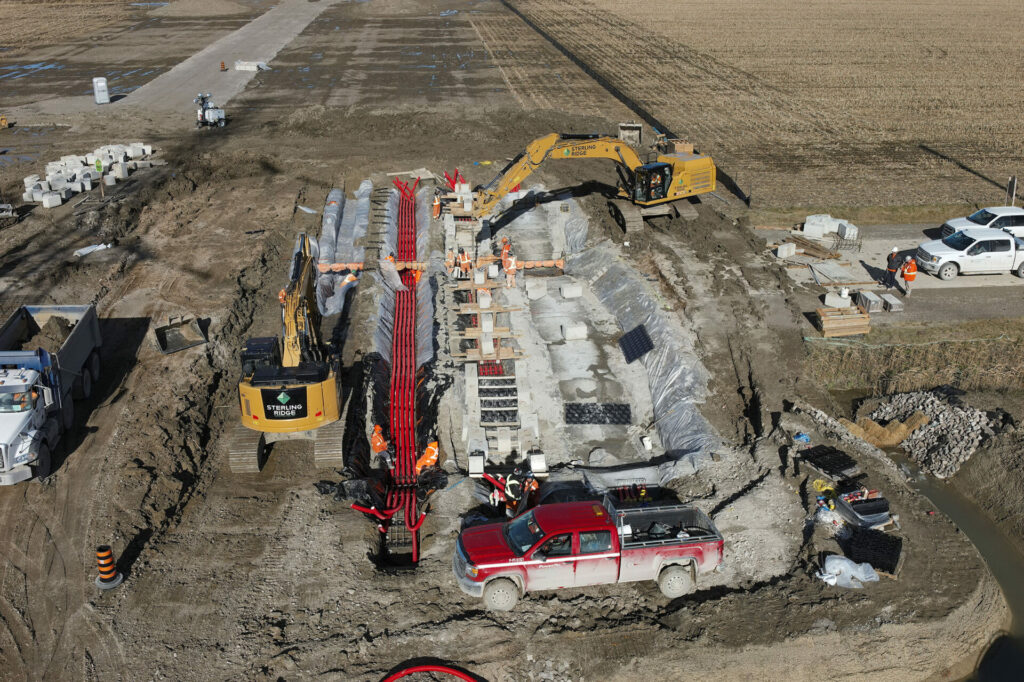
[{"xmin": 0, "ymin": 0, "xmax": 1016, "ymax": 679}]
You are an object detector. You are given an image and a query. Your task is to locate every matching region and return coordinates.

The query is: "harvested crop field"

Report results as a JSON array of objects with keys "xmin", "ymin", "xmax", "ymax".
[{"xmin": 506, "ymin": 0, "xmax": 1024, "ymax": 210}]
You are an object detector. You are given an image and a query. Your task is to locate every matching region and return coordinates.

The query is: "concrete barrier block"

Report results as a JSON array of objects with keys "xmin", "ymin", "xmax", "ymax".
[
  {"xmin": 526, "ymin": 280, "xmax": 547, "ymax": 300},
  {"xmin": 103, "ymin": 174, "xmax": 116, "ymax": 186},
  {"xmin": 473, "ymin": 269, "xmax": 485, "ymax": 285},
  {"xmin": 142, "ymin": 144, "xmax": 152, "ymax": 156},
  {"xmin": 487, "ymin": 263, "xmax": 499, "ymax": 279},
  {"xmin": 838, "ymin": 222, "xmax": 859, "ymax": 240},
  {"xmin": 23, "ymin": 175, "xmax": 39, "ymax": 189},
  {"xmin": 41, "ymin": 192, "xmax": 62, "ymax": 208},
  {"xmin": 70, "ymin": 181, "xmax": 84, "ymax": 193},
  {"xmin": 561, "ymin": 321, "xmax": 587, "ymax": 340},
  {"xmin": 31, "ymin": 189, "xmax": 45, "ymax": 202},
  {"xmin": 22, "ymin": 191, "xmax": 33, "ymax": 203},
  {"xmin": 559, "ymin": 282, "xmax": 583, "ymax": 299},
  {"xmin": 81, "ymin": 178, "xmax": 92, "ymax": 191},
  {"xmin": 481, "ymin": 313, "xmax": 494, "ymax": 333},
  {"xmin": 775, "ymin": 242, "xmax": 796, "ymax": 258},
  {"xmin": 113, "ymin": 162, "xmax": 129, "ymax": 179}
]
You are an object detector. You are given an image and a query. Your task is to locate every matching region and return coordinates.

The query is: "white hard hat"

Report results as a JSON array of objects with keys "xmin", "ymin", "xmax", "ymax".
[
  {"xmin": 891, "ymin": 247, "xmax": 898, "ymax": 252},
  {"xmin": 904, "ymin": 255, "xmax": 911, "ymax": 261}
]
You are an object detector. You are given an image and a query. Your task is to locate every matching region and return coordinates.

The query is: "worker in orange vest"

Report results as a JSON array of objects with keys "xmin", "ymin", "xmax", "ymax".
[
  {"xmin": 458, "ymin": 248, "xmax": 473, "ymax": 278},
  {"xmin": 370, "ymin": 424, "xmax": 391, "ymax": 466},
  {"xmin": 900, "ymin": 255, "xmax": 917, "ymax": 297},
  {"xmin": 500, "ymin": 236, "xmax": 512, "ymax": 270},
  {"xmin": 432, "ymin": 194, "xmax": 441, "ymax": 219},
  {"xmin": 414, "ymin": 440, "xmax": 439, "ymax": 475},
  {"xmin": 445, "ymin": 249, "xmax": 456, "ymax": 278},
  {"xmin": 504, "ymin": 250, "xmax": 518, "ymax": 288}
]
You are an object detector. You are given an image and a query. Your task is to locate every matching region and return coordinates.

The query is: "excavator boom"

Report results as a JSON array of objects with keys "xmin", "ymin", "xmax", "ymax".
[{"xmin": 472, "ymin": 132, "xmax": 715, "ymax": 220}]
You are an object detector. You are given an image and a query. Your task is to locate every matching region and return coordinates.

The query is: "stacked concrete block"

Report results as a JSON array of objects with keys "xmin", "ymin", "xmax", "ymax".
[
  {"xmin": 838, "ymin": 221, "xmax": 859, "ymax": 240},
  {"xmin": 103, "ymin": 174, "xmax": 117, "ymax": 186},
  {"xmin": 559, "ymin": 282, "xmax": 583, "ymax": 299},
  {"xmin": 804, "ymin": 214, "xmax": 842, "ymax": 238},
  {"xmin": 113, "ymin": 162, "xmax": 129, "ymax": 180},
  {"xmin": 41, "ymin": 192, "xmax": 62, "ymax": 208},
  {"xmin": 22, "ymin": 141, "xmax": 154, "ymax": 208},
  {"xmin": 775, "ymin": 242, "xmax": 797, "ymax": 258}
]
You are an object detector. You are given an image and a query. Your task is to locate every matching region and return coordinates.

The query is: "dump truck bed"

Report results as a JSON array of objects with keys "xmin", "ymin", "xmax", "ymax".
[{"xmin": 0, "ymin": 305, "xmax": 101, "ymax": 394}]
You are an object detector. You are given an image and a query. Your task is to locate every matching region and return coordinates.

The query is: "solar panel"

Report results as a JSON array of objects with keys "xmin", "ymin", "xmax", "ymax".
[{"xmin": 618, "ymin": 325, "xmax": 654, "ymax": 364}]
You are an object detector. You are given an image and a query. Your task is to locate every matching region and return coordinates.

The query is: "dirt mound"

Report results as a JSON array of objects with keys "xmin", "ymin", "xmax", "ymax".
[
  {"xmin": 20, "ymin": 316, "xmax": 73, "ymax": 352},
  {"xmin": 151, "ymin": 0, "xmax": 249, "ymax": 17}
]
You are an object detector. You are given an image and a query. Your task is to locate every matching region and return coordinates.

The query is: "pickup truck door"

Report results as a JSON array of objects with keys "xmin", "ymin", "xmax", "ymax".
[
  {"xmin": 984, "ymin": 238, "xmax": 1015, "ymax": 271},
  {"xmin": 573, "ymin": 530, "xmax": 619, "ymax": 587},
  {"xmin": 525, "ymin": 533, "xmax": 576, "ymax": 591},
  {"xmin": 961, "ymin": 242, "xmax": 987, "ymax": 273}
]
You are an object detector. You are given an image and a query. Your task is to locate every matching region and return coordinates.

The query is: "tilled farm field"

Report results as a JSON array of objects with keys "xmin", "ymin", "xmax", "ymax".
[
  {"xmin": 0, "ymin": 0, "xmax": 1020, "ymax": 679},
  {"xmin": 506, "ymin": 0, "xmax": 1024, "ymax": 212}
]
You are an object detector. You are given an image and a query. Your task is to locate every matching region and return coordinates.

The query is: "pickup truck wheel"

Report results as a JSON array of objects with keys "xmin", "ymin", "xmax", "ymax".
[
  {"xmin": 61, "ymin": 400, "xmax": 74, "ymax": 430},
  {"xmin": 88, "ymin": 350, "xmax": 101, "ymax": 383},
  {"xmin": 938, "ymin": 262, "xmax": 959, "ymax": 281},
  {"xmin": 483, "ymin": 578, "xmax": 520, "ymax": 612},
  {"xmin": 74, "ymin": 370, "xmax": 92, "ymax": 401},
  {"xmin": 658, "ymin": 565, "xmax": 694, "ymax": 598},
  {"xmin": 31, "ymin": 443, "xmax": 51, "ymax": 481},
  {"xmin": 1016, "ymin": 262, "xmax": 1024, "ymax": 279}
]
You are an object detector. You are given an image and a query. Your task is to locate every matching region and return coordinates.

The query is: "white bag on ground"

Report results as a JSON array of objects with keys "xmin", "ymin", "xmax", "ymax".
[{"xmin": 816, "ymin": 555, "xmax": 879, "ymax": 589}]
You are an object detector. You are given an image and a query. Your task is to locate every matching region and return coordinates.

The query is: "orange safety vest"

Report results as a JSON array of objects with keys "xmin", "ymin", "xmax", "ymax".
[
  {"xmin": 386, "ymin": 255, "xmax": 395, "ymax": 264},
  {"xmin": 413, "ymin": 270, "xmax": 422, "ymax": 284},
  {"xmin": 504, "ymin": 257, "xmax": 518, "ymax": 274},
  {"xmin": 432, "ymin": 196, "xmax": 441, "ymax": 219},
  {"xmin": 370, "ymin": 430, "xmax": 388, "ymax": 454},
  {"xmin": 414, "ymin": 441, "xmax": 439, "ymax": 475},
  {"xmin": 458, "ymin": 252, "xmax": 472, "ymax": 267},
  {"xmin": 501, "ymin": 242, "xmax": 511, "ymax": 263},
  {"xmin": 445, "ymin": 250, "xmax": 455, "ymax": 268},
  {"xmin": 902, "ymin": 261, "xmax": 917, "ymax": 281}
]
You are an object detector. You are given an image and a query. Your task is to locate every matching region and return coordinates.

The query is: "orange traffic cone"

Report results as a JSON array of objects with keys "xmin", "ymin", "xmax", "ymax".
[
  {"xmin": 95, "ymin": 545, "xmax": 123, "ymax": 589},
  {"xmin": 220, "ymin": 61, "xmax": 227, "ymax": 72}
]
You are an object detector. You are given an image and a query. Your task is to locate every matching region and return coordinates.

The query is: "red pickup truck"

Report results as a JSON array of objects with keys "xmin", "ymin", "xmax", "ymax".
[{"xmin": 453, "ymin": 498, "xmax": 724, "ymax": 610}]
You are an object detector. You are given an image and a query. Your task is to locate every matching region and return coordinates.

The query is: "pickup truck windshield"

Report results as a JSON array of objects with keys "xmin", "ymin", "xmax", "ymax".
[
  {"xmin": 942, "ymin": 232, "xmax": 976, "ymax": 251},
  {"xmin": 0, "ymin": 391, "xmax": 33, "ymax": 413},
  {"xmin": 504, "ymin": 511, "xmax": 545, "ymax": 556},
  {"xmin": 967, "ymin": 209, "xmax": 995, "ymax": 225}
]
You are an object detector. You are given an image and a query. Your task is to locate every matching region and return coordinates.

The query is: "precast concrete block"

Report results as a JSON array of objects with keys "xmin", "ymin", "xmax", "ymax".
[
  {"xmin": 58, "ymin": 187, "xmax": 73, "ymax": 200},
  {"xmin": 473, "ymin": 269, "xmax": 485, "ymax": 285},
  {"xmin": 478, "ymin": 289, "xmax": 493, "ymax": 309},
  {"xmin": 838, "ymin": 222, "xmax": 859, "ymax": 240},
  {"xmin": 134, "ymin": 160, "xmax": 152, "ymax": 169},
  {"xmin": 855, "ymin": 290, "xmax": 882, "ymax": 313},
  {"xmin": 487, "ymin": 263, "xmax": 499, "ymax": 279},
  {"xmin": 824, "ymin": 292, "xmax": 852, "ymax": 308},
  {"xmin": 103, "ymin": 174, "xmax": 116, "ymax": 186},
  {"xmin": 559, "ymin": 282, "xmax": 583, "ymax": 299},
  {"xmin": 31, "ymin": 189, "xmax": 45, "ymax": 202},
  {"xmin": 41, "ymin": 192, "xmax": 62, "ymax": 209},
  {"xmin": 481, "ymin": 313, "xmax": 494, "ymax": 333},
  {"xmin": 70, "ymin": 181, "xmax": 84, "ymax": 193},
  {"xmin": 22, "ymin": 191, "xmax": 33, "ymax": 203},
  {"xmin": 480, "ymin": 333, "xmax": 495, "ymax": 356},
  {"xmin": 81, "ymin": 178, "xmax": 92, "ymax": 191},
  {"xmin": 775, "ymin": 242, "xmax": 796, "ymax": 258},
  {"xmin": 113, "ymin": 162, "xmax": 129, "ymax": 179},
  {"xmin": 48, "ymin": 175, "xmax": 67, "ymax": 191},
  {"xmin": 561, "ymin": 321, "xmax": 587, "ymax": 340},
  {"xmin": 142, "ymin": 144, "xmax": 152, "ymax": 156},
  {"xmin": 128, "ymin": 145, "xmax": 144, "ymax": 159},
  {"xmin": 526, "ymin": 280, "xmax": 547, "ymax": 300},
  {"xmin": 23, "ymin": 175, "xmax": 39, "ymax": 189}
]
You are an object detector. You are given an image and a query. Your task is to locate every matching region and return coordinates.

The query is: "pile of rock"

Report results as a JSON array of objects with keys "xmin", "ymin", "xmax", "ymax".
[
  {"xmin": 870, "ymin": 391, "xmax": 993, "ymax": 478},
  {"xmin": 21, "ymin": 142, "xmax": 154, "ymax": 209}
]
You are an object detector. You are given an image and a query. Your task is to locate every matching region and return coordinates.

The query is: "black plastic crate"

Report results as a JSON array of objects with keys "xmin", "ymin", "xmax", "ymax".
[
  {"xmin": 564, "ymin": 403, "xmax": 632, "ymax": 425},
  {"xmin": 847, "ymin": 528, "xmax": 902, "ymax": 575},
  {"xmin": 618, "ymin": 325, "xmax": 654, "ymax": 364},
  {"xmin": 800, "ymin": 445, "xmax": 861, "ymax": 480}
]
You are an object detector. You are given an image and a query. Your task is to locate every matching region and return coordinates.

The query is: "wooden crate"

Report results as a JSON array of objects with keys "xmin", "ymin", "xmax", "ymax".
[{"xmin": 816, "ymin": 305, "xmax": 870, "ymax": 337}]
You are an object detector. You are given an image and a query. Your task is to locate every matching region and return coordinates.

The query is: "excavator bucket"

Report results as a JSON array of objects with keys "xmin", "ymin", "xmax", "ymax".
[{"xmin": 154, "ymin": 315, "xmax": 208, "ymax": 354}]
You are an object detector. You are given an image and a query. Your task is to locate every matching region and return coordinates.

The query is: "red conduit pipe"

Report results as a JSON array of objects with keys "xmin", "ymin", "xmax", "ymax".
[{"xmin": 381, "ymin": 664, "xmax": 478, "ymax": 682}]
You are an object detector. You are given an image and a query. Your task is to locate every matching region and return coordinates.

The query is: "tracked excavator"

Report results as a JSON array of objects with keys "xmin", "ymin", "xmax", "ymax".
[
  {"xmin": 472, "ymin": 127, "xmax": 716, "ymax": 231},
  {"xmin": 228, "ymin": 233, "xmax": 344, "ymax": 473}
]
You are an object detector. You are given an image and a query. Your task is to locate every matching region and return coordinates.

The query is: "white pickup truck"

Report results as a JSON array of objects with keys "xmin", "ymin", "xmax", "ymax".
[{"xmin": 916, "ymin": 227, "xmax": 1024, "ymax": 280}]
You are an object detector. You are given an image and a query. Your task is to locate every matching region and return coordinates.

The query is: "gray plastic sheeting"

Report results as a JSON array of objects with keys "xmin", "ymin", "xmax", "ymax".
[
  {"xmin": 489, "ymin": 185, "xmax": 588, "ymax": 259},
  {"xmin": 316, "ymin": 183, "xmax": 373, "ymax": 317},
  {"xmin": 566, "ymin": 243, "xmax": 719, "ymax": 470},
  {"xmin": 372, "ymin": 190, "xmax": 402, "ymax": 363},
  {"xmin": 318, "ymin": 188, "xmax": 344, "ymax": 266}
]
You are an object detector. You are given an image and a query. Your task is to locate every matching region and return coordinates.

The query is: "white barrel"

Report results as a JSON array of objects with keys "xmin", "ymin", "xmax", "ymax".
[{"xmin": 93, "ymin": 77, "xmax": 110, "ymax": 105}]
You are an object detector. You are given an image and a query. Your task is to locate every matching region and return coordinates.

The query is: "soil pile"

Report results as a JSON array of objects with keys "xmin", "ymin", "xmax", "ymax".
[{"xmin": 20, "ymin": 316, "xmax": 73, "ymax": 352}]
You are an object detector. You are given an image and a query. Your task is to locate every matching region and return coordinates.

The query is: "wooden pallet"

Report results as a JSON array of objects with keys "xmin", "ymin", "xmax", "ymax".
[
  {"xmin": 816, "ymin": 305, "xmax": 870, "ymax": 338},
  {"xmin": 788, "ymin": 235, "xmax": 841, "ymax": 260}
]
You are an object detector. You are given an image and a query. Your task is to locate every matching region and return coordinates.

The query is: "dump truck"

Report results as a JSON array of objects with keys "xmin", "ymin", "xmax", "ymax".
[
  {"xmin": 454, "ymin": 497, "xmax": 724, "ymax": 610},
  {"xmin": 0, "ymin": 305, "xmax": 102, "ymax": 483}
]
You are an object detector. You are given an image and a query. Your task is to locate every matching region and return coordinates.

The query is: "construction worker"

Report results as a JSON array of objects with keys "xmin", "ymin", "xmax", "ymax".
[
  {"xmin": 504, "ymin": 250, "xmax": 518, "ymax": 288},
  {"xmin": 502, "ymin": 465, "xmax": 538, "ymax": 517},
  {"xmin": 500, "ymin": 236, "xmax": 512, "ymax": 270},
  {"xmin": 901, "ymin": 255, "xmax": 917, "ymax": 296},
  {"xmin": 884, "ymin": 247, "xmax": 900, "ymax": 289},
  {"xmin": 445, "ymin": 249, "xmax": 456, "ymax": 278},
  {"xmin": 414, "ymin": 440, "xmax": 439, "ymax": 475},
  {"xmin": 370, "ymin": 424, "xmax": 391, "ymax": 466},
  {"xmin": 458, "ymin": 248, "xmax": 473, "ymax": 278}
]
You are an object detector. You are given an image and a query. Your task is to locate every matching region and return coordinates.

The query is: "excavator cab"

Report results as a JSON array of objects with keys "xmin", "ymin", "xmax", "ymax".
[{"xmin": 632, "ymin": 163, "xmax": 673, "ymax": 203}]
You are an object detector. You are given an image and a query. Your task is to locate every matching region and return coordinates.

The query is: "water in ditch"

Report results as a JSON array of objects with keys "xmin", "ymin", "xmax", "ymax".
[{"xmin": 886, "ymin": 450, "xmax": 1024, "ymax": 681}]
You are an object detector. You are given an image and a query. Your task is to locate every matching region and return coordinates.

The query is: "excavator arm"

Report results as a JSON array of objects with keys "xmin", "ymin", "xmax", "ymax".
[
  {"xmin": 473, "ymin": 133, "xmax": 646, "ymax": 219},
  {"xmin": 280, "ymin": 234, "xmax": 324, "ymax": 367}
]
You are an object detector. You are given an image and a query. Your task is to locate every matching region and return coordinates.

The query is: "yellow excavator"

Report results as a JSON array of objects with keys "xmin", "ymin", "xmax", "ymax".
[
  {"xmin": 472, "ymin": 128, "xmax": 716, "ymax": 231},
  {"xmin": 228, "ymin": 233, "xmax": 343, "ymax": 473}
]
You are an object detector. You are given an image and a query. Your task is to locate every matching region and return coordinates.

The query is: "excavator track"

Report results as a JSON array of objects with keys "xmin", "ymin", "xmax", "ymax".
[
  {"xmin": 313, "ymin": 419, "xmax": 345, "ymax": 469},
  {"xmin": 227, "ymin": 424, "xmax": 266, "ymax": 474},
  {"xmin": 609, "ymin": 199, "xmax": 644, "ymax": 234}
]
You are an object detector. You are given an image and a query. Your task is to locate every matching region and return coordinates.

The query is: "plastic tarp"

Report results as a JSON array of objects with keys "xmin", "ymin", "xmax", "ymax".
[
  {"xmin": 816, "ymin": 554, "xmax": 879, "ymax": 589},
  {"xmin": 566, "ymin": 242, "xmax": 719, "ymax": 470},
  {"xmin": 318, "ymin": 188, "xmax": 344, "ymax": 266},
  {"xmin": 488, "ymin": 185, "xmax": 586, "ymax": 259},
  {"xmin": 372, "ymin": 189, "xmax": 401, "ymax": 363}
]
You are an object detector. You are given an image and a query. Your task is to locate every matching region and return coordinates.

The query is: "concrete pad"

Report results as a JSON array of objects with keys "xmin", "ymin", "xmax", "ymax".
[
  {"xmin": 526, "ymin": 279, "xmax": 548, "ymax": 300},
  {"xmin": 561, "ymin": 321, "xmax": 588, "ymax": 340},
  {"xmin": 560, "ymin": 282, "xmax": 583, "ymax": 299},
  {"xmin": 824, "ymin": 292, "xmax": 852, "ymax": 308},
  {"xmin": 41, "ymin": 192, "xmax": 62, "ymax": 209}
]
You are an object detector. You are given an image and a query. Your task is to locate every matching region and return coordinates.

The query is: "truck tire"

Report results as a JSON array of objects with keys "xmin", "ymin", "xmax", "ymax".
[
  {"xmin": 217, "ymin": 119, "xmax": 225, "ymax": 128},
  {"xmin": 62, "ymin": 400, "xmax": 74, "ymax": 430},
  {"xmin": 74, "ymin": 370, "xmax": 92, "ymax": 401},
  {"xmin": 938, "ymin": 262, "xmax": 959, "ymax": 281},
  {"xmin": 31, "ymin": 443, "xmax": 51, "ymax": 481},
  {"xmin": 658, "ymin": 565, "xmax": 694, "ymax": 598},
  {"xmin": 483, "ymin": 578, "xmax": 520, "ymax": 611},
  {"xmin": 1016, "ymin": 262, "xmax": 1024, "ymax": 279},
  {"xmin": 88, "ymin": 350, "xmax": 101, "ymax": 383}
]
